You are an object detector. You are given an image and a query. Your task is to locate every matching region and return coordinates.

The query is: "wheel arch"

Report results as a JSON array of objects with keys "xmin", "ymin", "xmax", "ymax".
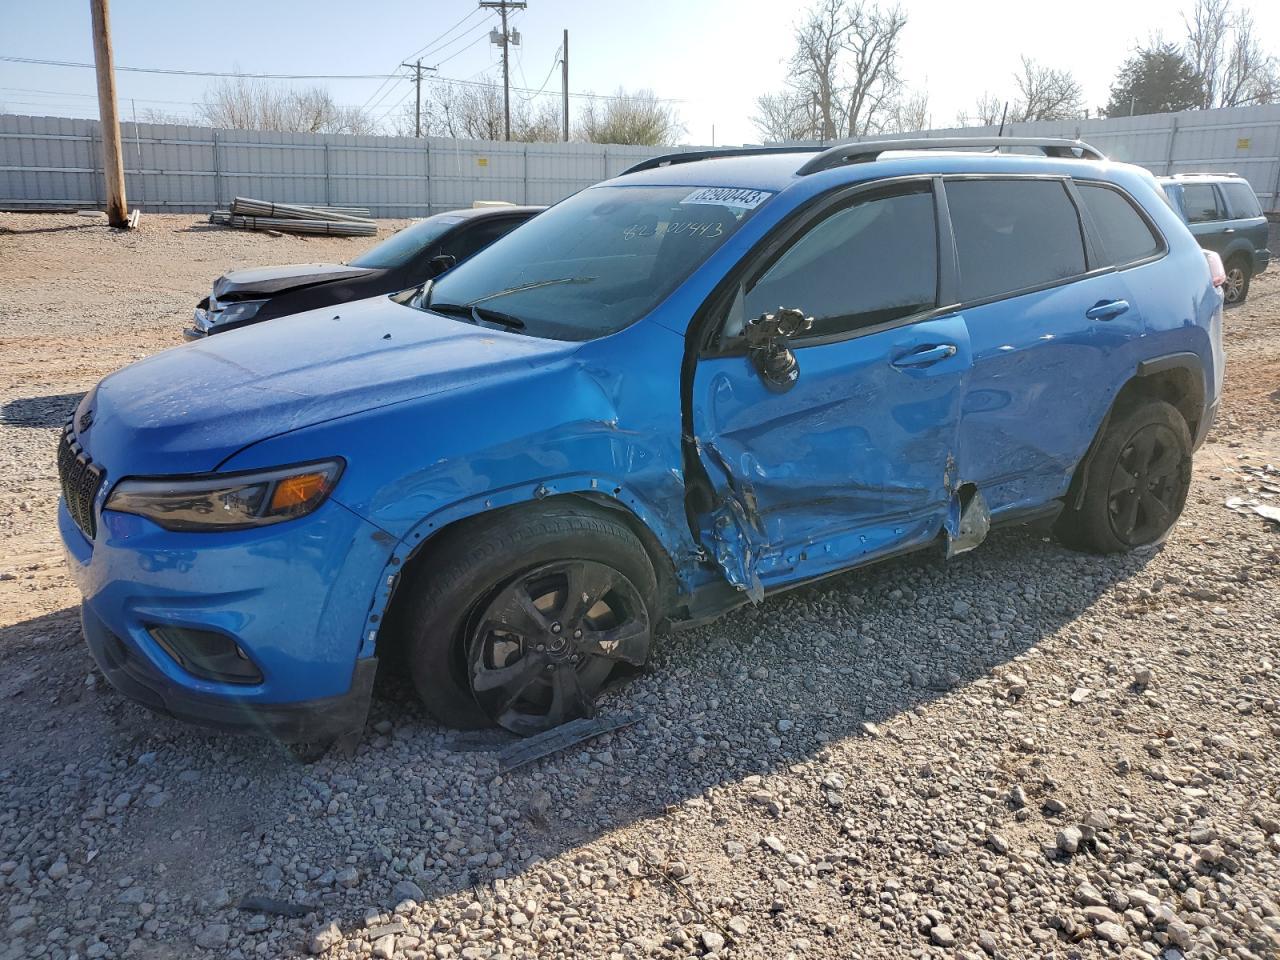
[
  {"xmin": 365, "ymin": 482, "xmax": 686, "ymax": 663},
  {"xmin": 1064, "ymin": 353, "xmax": 1206, "ymax": 511},
  {"xmin": 1130, "ymin": 352, "xmax": 1206, "ymax": 440}
]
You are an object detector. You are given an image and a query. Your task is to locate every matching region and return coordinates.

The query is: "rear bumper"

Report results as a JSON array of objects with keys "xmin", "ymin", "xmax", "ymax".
[{"xmin": 81, "ymin": 601, "xmax": 377, "ymax": 741}]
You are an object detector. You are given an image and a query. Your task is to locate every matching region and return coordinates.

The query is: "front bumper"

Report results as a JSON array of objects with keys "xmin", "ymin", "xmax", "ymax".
[
  {"xmin": 60, "ymin": 495, "xmax": 394, "ymax": 741},
  {"xmin": 183, "ymin": 304, "xmax": 212, "ymax": 341},
  {"xmin": 82, "ymin": 602, "xmax": 377, "ymax": 740}
]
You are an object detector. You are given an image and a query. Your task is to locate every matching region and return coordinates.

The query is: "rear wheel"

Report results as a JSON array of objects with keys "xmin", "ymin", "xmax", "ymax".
[
  {"xmin": 1054, "ymin": 400, "xmax": 1192, "ymax": 554},
  {"xmin": 1223, "ymin": 256, "xmax": 1251, "ymax": 305},
  {"xmin": 396, "ymin": 506, "xmax": 658, "ymax": 733}
]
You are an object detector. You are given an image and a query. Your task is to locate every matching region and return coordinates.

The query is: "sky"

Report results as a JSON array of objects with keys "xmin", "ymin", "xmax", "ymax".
[{"xmin": 2, "ymin": 0, "xmax": 1278, "ymax": 145}]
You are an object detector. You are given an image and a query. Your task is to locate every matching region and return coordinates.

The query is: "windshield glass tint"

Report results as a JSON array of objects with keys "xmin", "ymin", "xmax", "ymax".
[
  {"xmin": 421, "ymin": 185, "xmax": 769, "ymax": 340},
  {"xmin": 350, "ymin": 216, "xmax": 462, "ymax": 269}
]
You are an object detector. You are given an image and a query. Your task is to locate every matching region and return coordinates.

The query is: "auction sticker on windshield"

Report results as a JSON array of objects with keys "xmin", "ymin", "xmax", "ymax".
[{"xmin": 681, "ymin": 187, "xmax": 773, "ymax": 210}]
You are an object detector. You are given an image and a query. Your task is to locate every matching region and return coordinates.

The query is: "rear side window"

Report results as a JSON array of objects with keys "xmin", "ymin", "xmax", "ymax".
[
  {"xmin": 1077, "ymin": 183, "xmax": 1162, "ymax": 266},
  {"xmin": 1220, "ymin": 181, "xmax": 1263, "ymax": 219},
  {"xmin": 946, "ymin": 179, "xmax": 1086, "ymax": 302},
  {"xmin": 743, "ymin": 183, "xmax": 938, "ymax": 338},
  {"xmin": 1181, "ymin": 184, "xmax": 1221, "ymax": 223}
]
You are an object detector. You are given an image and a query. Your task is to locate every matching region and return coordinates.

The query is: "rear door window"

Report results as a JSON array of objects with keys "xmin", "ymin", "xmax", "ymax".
[
  {"xmin": 945, "ymin": 179, "xmax": 1087, "ymax": 302},
  {"xmin": 1181, "ymin": 184, "xmax": 1222, "ymax": 223},
  {"xmin": 1220, "ymin": 181, "xmax": 1263, "ymax": 219},
  {"xmin": 742, "ymin": 182, "xmax": 938, "ymax": 339},
  {"xmin": 1076, "ymin": 183, "xmax": 1163, "ymax": 266}
]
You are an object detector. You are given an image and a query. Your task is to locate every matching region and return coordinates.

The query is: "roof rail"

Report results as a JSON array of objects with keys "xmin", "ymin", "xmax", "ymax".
[
  {"xmin": 1168, "ymin": 171, "xmax": 1242, "ymax": 179},
  {"xmin": 795, "ymin": 137, "xmax": 1106, "ymax": 176},
  {"xmin": 620, "ymin": 145, "xmax": 822, "ymax": 176}
]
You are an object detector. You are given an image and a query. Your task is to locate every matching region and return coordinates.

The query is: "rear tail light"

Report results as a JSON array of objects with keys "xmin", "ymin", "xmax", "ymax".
[{"xmin": 1204, "ymin": 250, "xmax": 1226, "ymax": 289}]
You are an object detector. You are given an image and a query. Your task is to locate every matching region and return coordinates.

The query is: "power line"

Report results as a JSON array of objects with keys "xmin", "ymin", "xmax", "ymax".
[
  {"xmin": 0, "ymin": 55, "xmax": 398, "ymax": 80},
  {"xmin": 431, "ymin": 28, "xmax": 493, "ymax": 70},
  {"xmin": 515, "ymin": 46, "xmax": 560, "ymax": 102},
  {"xmin": 0, "ymin": 53, "xmax": 687, "ymax": 103},
  {"xmin": 360, "ymin": 11, "xmax": 492, "ymax": 112}
]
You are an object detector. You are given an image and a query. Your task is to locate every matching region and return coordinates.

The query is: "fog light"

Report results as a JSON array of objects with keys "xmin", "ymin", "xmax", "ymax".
[{"xmin": 148, "ymin": 626, "xmax": 264, "ymax": 684}]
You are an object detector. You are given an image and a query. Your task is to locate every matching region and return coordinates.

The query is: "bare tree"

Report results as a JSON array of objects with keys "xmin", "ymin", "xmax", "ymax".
[
  {"xmin": 961, "ymin": 92, "xmax": 1005, "ymax": 127},
  {"xmin": 752, "ymin": 91, "xmax": 819, "ymax": 142},
  {"xmin": 1010, "ymin": 56, "xmax": 1084, "ymax": 121},
  {"xmin": 788, "ymin": 0, "xmax": 847, "ymax": 140},
  {"xmin": 841, "ymin": 1, "xmax": 908, "ymax": 137},
  {"xmin": 512, "ymin": 98, "xmax": 563, "ymax": 143},
  {"xmin": 1184, "ymin": 0, "xmax": 1279, "ymax": 107},
  {"xmin": 197, "ymin": 77, "xmax": 377, "ymax": 134},
  {"xmin": 881, "ymin": 87, "xmax": 929, "ymax": 134},
  {"xmin": 576, "ymin": 89, "xmax": 683, "ymax": 145},
  {"xmin": 752, "ymin": 0, "xmax": 910, "ymax": 142}
]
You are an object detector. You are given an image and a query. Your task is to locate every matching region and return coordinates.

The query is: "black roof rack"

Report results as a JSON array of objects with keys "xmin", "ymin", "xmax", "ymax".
[
  {"xmin": 795, "ymin": 137, "xmax": 1106, "ymax": 175},
  {"xmin": 620, "ymin": 145, "xmax": 822, "ymax": 176}
]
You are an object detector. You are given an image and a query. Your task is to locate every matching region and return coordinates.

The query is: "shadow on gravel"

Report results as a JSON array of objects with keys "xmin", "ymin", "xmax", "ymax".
[
  {"xmin": 0, "ymin": 525, "xmax": 1158, "ymax": 942},
  {"xmin": 1, "ymin": 392, "xmax": 84, "ymax": 428}
]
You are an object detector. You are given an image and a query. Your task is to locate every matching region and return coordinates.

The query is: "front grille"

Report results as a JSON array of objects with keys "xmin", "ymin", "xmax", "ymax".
[{"xmin": 57, "ymin": 421, "xmax": 105, "ymax": 540}]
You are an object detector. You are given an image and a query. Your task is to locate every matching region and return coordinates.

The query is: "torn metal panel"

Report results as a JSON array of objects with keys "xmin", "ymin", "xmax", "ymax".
[{"xmin": 945, "ymin": 486, "xmax": 991, "ymax": 557}]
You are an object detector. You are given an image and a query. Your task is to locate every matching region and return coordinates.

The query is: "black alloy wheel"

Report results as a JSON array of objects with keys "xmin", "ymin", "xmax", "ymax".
[
  {"xmin": 467, "ymin": 559, "xmax": 651, "ymax": 735},
  {"xmin": 1106, "ymin": 422, "xmax": 1186, "ymax": 547}
]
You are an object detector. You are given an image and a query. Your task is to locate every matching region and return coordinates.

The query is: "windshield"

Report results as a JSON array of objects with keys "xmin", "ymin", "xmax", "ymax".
[
  {"xmin": 417, "ymin": 184, "xmax": 771, "ymax": 340},
  {"xmin": 350, "ymin": 216, "xmax": 462, "ymax": 269}
]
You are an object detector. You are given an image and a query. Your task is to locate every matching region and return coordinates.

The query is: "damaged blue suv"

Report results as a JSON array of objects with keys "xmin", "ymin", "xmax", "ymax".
[{"xmin": 59, "ymin": 137, "xmax": 1225, "ymax": 743}]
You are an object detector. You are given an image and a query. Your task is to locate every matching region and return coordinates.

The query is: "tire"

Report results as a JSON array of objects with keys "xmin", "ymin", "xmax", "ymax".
[
  {"xmin": 393, "ymin": 504, "xmax": 658, "ymax": 733},
  {"xmin": 1223, "ymin": 255, "xmax": 1251, "ymax": 305},
  {"xmin": 1053, "ymin": 399, "xmax": 1192, "ymax": 554}
]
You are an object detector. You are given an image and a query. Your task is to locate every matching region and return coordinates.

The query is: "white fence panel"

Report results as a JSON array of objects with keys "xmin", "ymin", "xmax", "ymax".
[{"xmin": 4, "ymin": 105, "xmax": 1279, "ymax": 215}]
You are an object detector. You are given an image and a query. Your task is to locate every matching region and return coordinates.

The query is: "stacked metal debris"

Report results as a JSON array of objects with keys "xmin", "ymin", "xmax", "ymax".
[{"xmin": 209, "ymin": 197, "xmax": 376, "ymax": 237}]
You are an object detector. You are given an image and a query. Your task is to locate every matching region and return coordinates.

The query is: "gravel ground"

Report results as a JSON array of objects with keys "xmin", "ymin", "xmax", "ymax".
[{"xmin": 1, "ymin": 212, "xmax": 1278, "ymax": 960}]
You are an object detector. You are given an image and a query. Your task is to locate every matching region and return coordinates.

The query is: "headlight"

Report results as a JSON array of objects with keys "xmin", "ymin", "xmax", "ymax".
[
  {"xmin": 105, "ymin": 459, "xmax": 343, "ymax": 532},
  {"xmin": 217, "ymin": 299, "xmax": 268, "ymax": 324}
]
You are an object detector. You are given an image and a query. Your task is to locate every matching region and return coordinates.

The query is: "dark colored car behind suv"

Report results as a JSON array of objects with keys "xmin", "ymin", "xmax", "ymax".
[
  {"xmin": 186, "ymin": 205, "xmax": 543, "ymax": 338},
  {"xmin": 1159, "ymin": 173, "xmax": 1270, "ymax": 304}
]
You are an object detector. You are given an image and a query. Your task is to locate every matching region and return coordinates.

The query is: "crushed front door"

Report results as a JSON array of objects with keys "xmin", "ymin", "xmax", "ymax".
[{"xmin": 686, "ymin": 180, "xmax": 972, "ymax": 600}]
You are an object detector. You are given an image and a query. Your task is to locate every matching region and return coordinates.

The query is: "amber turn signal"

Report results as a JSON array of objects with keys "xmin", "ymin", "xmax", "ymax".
[{"xmin": 270, "ymin": 471, "xmax": 331, "ymax": 512}]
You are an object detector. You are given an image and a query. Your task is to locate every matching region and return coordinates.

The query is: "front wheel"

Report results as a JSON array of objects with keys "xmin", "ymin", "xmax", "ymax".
[
  {"xmin": 396, "ymin": 506, "xmax": 658, "ymax": 734},
  {"xmin": 1054, "ymin": 400, "xmax": 1192, "ymax": 554}
]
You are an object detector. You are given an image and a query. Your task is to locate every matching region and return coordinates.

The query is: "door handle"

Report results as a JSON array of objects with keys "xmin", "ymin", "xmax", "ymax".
[
  {"xmin": 1223, "ymin": 227, "xmax": 1235, "ymax": 234},
  {"xmin": 1085, "ymin": 299, "xmax": 1130, "ymax": 321},
  {"xmin": 891, "ymin": 343, "xmax": 957, "ymax": 368}
]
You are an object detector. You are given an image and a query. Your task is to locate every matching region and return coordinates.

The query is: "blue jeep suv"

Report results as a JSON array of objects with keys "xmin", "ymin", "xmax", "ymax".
[{"xmin": 58, "ymin": 137, "xmax": 1225, "ymax": 742}]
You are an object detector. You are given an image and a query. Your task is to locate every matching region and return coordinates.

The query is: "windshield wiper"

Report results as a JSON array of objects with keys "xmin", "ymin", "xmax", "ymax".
[
  {"xmin": 427, "ymin": 301, "xmax": 525, "ymax": 330},
  {"xmin": 467, "ymin": 276, "xmax": 595, "ymax": 305}
]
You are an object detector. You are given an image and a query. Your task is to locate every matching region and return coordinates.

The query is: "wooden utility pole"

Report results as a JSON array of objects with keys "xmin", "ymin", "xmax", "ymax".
[
  {"xmin": 561, "ymin": 29, "xmax": 569, "ymax": 142},
  {"xmin": 89, "ymin": 0, "xmax": 128, "ymax": 227},
  {"xmin": 480, "ymin": 0, "xmax": 526, "ymax": 141},
  {"xmin": 401, "ymin": 59, "xmax": 436, "ymax": 138}
]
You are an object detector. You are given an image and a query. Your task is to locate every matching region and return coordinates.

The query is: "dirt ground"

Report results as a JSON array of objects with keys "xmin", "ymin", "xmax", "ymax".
[{"xmin": 0, "ymin": 213, "xmax": 1278, "ymax": 960}]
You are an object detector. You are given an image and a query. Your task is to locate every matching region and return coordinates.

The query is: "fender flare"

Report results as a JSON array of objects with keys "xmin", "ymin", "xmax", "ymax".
[
  {"xmin": 1135, "ymin": 350, "xmax": 1205, "ymax": 383},
  {"xmin": 356, "ymin": 473, "xmax": 691, "ymax": 657}
]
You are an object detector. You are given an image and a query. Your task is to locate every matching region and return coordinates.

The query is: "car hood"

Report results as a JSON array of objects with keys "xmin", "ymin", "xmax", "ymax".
[
  {"xmin": 212, "ymin": 262, "xmax": 379, "ymax": 299},
  {"xmin": 77, "ymin": 295, "xmax": 581, "ymax": 477}
]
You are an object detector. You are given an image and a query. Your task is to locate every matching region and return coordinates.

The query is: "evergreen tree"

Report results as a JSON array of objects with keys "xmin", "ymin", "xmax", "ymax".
[{"xmin": 1105, "ymin": 44, "xmax": 1204, "ymax": 117}]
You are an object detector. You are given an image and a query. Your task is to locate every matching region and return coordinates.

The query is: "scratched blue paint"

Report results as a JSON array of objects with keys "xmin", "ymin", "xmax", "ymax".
[{"xmin": 59, "ymin": 148, "xmax": 1223, "ymax": 728}]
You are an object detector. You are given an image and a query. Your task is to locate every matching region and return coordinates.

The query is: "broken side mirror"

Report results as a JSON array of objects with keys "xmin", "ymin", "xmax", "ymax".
[{"xmin": 745, "ymin": 306, "xmax": 814, "ymax": 392}]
